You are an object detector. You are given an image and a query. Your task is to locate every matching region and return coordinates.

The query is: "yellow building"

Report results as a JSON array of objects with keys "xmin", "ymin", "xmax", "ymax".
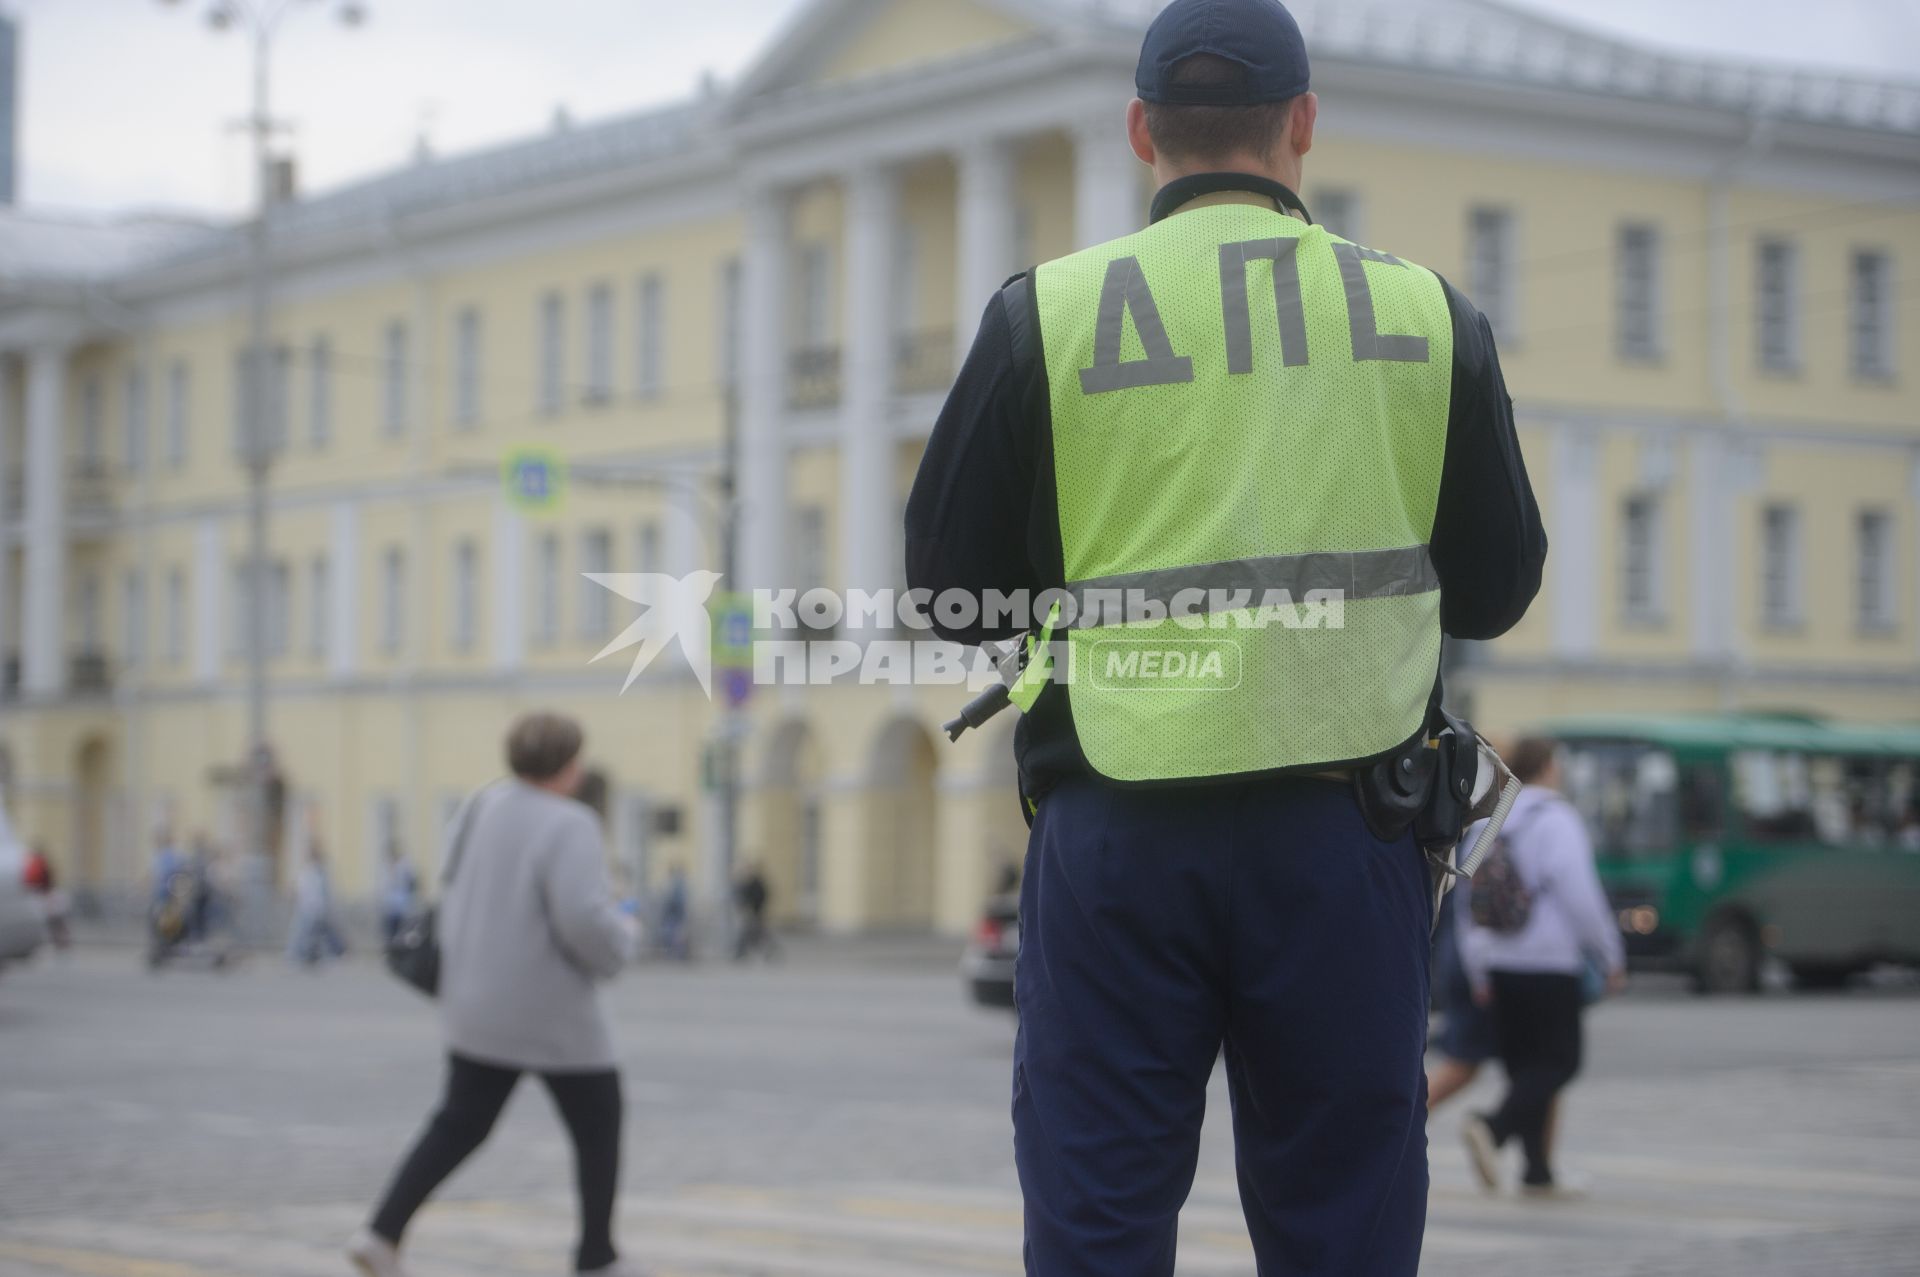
[{"xmin": 1, "ymin": 0, "xmax": 1916, "ymax": 932}]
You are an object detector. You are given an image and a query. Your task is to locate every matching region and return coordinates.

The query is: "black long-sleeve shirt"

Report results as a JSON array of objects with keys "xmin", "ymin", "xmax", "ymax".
[{"xmin": 906, "ymin": 176, "xmax": 1547, "ymax": 796}]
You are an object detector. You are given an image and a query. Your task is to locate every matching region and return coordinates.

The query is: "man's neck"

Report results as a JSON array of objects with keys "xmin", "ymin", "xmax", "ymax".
[{"xmin": 1149, "ymin": 171, "xmax": 1309, "ymax": 226}]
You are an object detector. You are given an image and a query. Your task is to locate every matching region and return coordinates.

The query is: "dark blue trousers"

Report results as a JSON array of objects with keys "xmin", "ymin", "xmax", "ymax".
[{"xmin": 1013, "ymin": 775, "xmax": 1432, "ymax": 1276}]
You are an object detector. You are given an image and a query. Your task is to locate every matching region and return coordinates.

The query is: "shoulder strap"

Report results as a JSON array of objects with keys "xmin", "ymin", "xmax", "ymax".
[{"xmin": 440, "ymin": 781, "xmax": 500, "ymax": 890}]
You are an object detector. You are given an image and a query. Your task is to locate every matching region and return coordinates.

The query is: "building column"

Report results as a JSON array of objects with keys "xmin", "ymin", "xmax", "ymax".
[
  {"xmin": 840, "ymin": 164, "xmax": 897, "ymax": 609},
  {"xmin": 739, "ymin": 185, "xmax": 791, "ymax": 602},
  {"xmin": 21, "ymin": 344, "xmax": 69, "ymax": 697},
  {"xmin": 954, "ymin": 138, "xmax": 1016, "ymax": 360},
  {"xmin": 1072, "ymin": 114, "xmax": 1143, "ymax": 250}
]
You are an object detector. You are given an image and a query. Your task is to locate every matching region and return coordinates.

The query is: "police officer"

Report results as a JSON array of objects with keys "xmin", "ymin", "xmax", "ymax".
[{"xmin": 906, "ymin": 0, "xmax": 1546, "ymax": 1271}]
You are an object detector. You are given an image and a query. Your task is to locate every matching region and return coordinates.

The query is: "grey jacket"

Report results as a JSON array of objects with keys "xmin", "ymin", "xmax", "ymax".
[{"xmin": 438, "ymin": 780, "xmax": 637, "ymax": 1071}]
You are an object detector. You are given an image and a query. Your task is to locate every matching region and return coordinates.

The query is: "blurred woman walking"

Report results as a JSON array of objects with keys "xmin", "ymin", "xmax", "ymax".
[
  {"xmin": 1459, "ymin": 736, "xmax": 1626, "ymax": 1197},
  {"xmin": 350, "ymin": 712, "xmax": 640, "ymax": 1277}
]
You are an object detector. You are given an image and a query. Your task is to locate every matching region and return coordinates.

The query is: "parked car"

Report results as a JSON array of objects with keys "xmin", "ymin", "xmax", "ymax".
[
  {"xmin": 961, "ymin": 892, "xmax": 1018, "ymax": 1009},
  {"xmin": 0, "ymin": 802, "xmax": 47, "ymax": 970}
]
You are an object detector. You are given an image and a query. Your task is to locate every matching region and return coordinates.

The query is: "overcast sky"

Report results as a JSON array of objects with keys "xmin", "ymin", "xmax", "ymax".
[{"xmin": 6, "ymin": 0, "xmax": 1917, "ymax": 219}]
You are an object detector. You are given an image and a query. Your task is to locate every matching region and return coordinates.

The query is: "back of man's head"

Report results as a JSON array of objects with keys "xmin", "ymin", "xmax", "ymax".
[
  {"xmin": 1132, "ymin": 0, "xmax": 1315, "ymax": 179},
  {"xmin": 1143, "ymin": 54, "xmax": 1297, "ymax": 167}
]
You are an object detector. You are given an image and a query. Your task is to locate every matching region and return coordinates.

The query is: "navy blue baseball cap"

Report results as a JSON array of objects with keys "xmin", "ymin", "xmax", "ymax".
[{"xmin": 1135, "ymin": 0, "xmax": 1310, "ymax": 105}]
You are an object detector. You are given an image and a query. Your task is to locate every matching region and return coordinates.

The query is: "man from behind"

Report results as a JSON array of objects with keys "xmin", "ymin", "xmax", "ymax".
[{"xmin": 906, "ymin": 0, "xmax": 1545, "ymax": 1270}]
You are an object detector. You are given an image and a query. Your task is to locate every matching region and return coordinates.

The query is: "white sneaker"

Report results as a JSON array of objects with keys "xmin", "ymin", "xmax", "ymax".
[
  {"xmin": 1460, "ymin": 1115, "xmax": 1501, "ymax": 1193},
  {"xmin": 346, "ymin": 1229, "xmax": 408, "ymax": 1277}
]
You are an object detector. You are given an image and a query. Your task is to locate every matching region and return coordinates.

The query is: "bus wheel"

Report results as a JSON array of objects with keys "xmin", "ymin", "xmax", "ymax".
[{"xmin": 1695, "ymin": 914, "xmax": 1761, "ymax": 995}]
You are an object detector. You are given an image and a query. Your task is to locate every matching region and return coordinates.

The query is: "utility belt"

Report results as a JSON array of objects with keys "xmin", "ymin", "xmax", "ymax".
[
  {"xmin": 944, "ymin": 639, "xmax": 1522, "ymax": 913},
  {"xmin": 1352, "ymin": 705, "xmax": 1522, "ymax": 919}
]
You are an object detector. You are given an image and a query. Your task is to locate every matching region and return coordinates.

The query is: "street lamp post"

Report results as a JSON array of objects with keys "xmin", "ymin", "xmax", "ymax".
[{"xmin": 163, "ymin": 0, "xmax": 366, "ymax": 937}]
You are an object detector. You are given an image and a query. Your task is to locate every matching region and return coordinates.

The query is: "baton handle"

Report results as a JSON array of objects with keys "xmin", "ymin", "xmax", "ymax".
[{"xmin": 943, "ymin": 683, "xmax": 1012, "ymax": 742}]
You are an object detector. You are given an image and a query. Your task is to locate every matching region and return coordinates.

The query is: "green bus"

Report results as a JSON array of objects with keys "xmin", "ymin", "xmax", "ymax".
[{"xmin": 1539, "ymin": 714, "xmax": 1920, "ymax": 994}]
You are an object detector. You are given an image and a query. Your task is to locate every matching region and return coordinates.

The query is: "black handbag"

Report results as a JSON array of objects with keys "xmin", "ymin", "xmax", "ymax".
[{"xmin": 386, "ymin": 784, "xmax": 494, "ymax": 997}]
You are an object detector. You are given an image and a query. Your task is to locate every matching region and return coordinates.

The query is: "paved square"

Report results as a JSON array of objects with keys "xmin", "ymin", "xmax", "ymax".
[{"xmin": 2, "ymin": 946, "xmax": 1917, "ymax": 1275}]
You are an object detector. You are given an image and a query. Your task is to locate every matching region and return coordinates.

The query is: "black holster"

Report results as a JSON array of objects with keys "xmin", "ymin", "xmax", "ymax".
[{"xmin": 1353, "ymin": 708, "xmax": 1480, "ymax": 855}]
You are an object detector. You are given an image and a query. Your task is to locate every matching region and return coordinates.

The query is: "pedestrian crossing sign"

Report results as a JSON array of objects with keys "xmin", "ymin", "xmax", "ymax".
[{"xmin": 502, "ymin": 447, "xmax": 566, "ymax": 513}]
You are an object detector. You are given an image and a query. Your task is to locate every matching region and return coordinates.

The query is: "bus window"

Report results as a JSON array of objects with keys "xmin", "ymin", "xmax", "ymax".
[
  {"xmin": 1562, "ymin": 743, "xmax": 1677, "ymax": 856},
  {"xmin": 1890, "ymin": 762, "xmax": 1920, "ymax": 851},
  {"xmin": 1734, "ymin": 750, "xmax": 1817, "ymax": 842},
  {"xmin": 1679, "ymin": 764, "xmax": 1723, "ymax": 840}
]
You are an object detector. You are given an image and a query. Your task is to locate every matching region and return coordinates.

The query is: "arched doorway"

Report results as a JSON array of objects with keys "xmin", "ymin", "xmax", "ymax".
[
  {"xmin": 73, "ymin": 735, "xmax": 113, "ymax": 903},
  {"xmin": 757, "ymin": 718, "xmax": 824, "ymax": 928},
  {"xmin": 865, "ymin": 717, "xmax": 938, "ymax": 930}
]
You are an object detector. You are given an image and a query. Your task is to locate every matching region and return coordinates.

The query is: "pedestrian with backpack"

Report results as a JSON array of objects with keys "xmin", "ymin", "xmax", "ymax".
[{"xmin": 1459, "ymin": 736, "xmax": 1625, "ymax": 1196}]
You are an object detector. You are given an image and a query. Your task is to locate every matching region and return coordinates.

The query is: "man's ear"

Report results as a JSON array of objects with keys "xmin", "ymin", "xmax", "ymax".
[
  {"xmin": 1126, "ymin": 99, "xmax": 1157, "ymax": 167},
  {"xmin": 1291, "ymin": 91, "xmax": 1318, "ymax": 158}
]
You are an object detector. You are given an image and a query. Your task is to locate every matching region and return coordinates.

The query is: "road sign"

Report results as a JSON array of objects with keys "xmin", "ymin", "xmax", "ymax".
[
  {"xmin": 502, "ymin": 447, "xmax": 566, "ymax": 513},
  {"xmin": 711, "ymin": 591, "xmax": 755, "ymax": 708}
]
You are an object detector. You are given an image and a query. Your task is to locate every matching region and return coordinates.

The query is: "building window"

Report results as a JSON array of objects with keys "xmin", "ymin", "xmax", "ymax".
[
  {"xmin": 308, "ymin": 554, "xmax": 329, "ymax": 659},
  {"xmin": 382, "ymin": 320, "xmax": 409, "ymax": 434},
  {"xmin": 717, "ymin": 258, "xmax": 742, "ymax": 388},
  {"xmin": 164, "ymin": 360, "xmax": 190, "ymax": 469},
  {"xmin": 796, "ymin": 241, "xmax": 833, "ymax": 348},
  {"xmin": 893, "ymin": 225, "xmax": 921, "ymax": 340},
  {"xmin": 78, "ymin": 572, "xmax": 101, "ymax": 651},
  {"xmin": 1620, "ymin": 494, "xmax": 1663, "ymax": 623},
  {"xmin": 451, "ymin": 539, "xmax": 479, "ymax": 652},
  {"xmin": 308, "ymin": 336, "xmax": 332, "ymax": 449},
  {"xmin": 122, "ymin": 569, "xmax": 146, "ymax": 669},
  {"xmin": 163, "ymin": 567, "xmax": 186, "ymax": 667},
  {"xmin": 226, "ymin": 559, "xmax": 289, "ymax": 658},
  {"xmin": 635, "ymin": 272, "xmax": 664, "ymax": 400},
  {"xmin": 230, "ymin": 351, "xmax": 247, "ymax": 458},
  {"xmin": 228, "ymin": 562, "xmax": 248, "ymax": 657},
  {"xmin": 636, "ymin": 520, "xmax": 662, "ymax": 574},
  {"xmin": 380, "ymin": 546, "xmax": 406, "ymax": 654},
  {"xmin": 1466, "ymin": 206, "xmax": 1516, "ymax": 342},
  {"xmin": 453, "ymin": 306, "xmax": 482, "ymax": 428},
  {"xmin": 1313, "ymin": 188, "xmax": 1360, "ymax": 242},
  {"xmin": 81, "ymin": 374, "xmax": 104, "ymax": 466},
  {"xmin": 1760, "ymin": 502, "xmax": 1802, "ymax": 629},
  {"xmin": 123, "ymin": 365, "xmax": 148, "ymax": 474},
  {"xmin": 534, "ymin": 532, "xmax": 561, "ymax": 646},
  {"xmin": 793, "ymin": 505, "xmax": 829, "ymax": 623},
  {"xmin": 585, "ymin": 281, "xmax": 614, "ymax": 404},
  {"xmin": 1616, "ymin": 222, "xmax": 1662, "ymax": 361},
  {"xmin": 579, "ymin": 527, "xmax": 612, "ymax": 638},
  {"xmin": 266, "ymin": 560, "xmax": 290, "ymax": 659},
  {"xmin": 1756, "ymin": 238, "xmax": 1800, "ymax": 373},
  {"xmin": 269, "ymin": 346, "xmax": 291, "ymax": 453},
  {"xmin": 1857, "ymin": 509, "xmax": 1895, "ymax": 632},
  {"xmin": 1850, "ymin": 249, "xmax": 1894, "ymax": 381},
  {"xmin": 539, "ymin": 291, "xmax": 566, "ymax": 415}
]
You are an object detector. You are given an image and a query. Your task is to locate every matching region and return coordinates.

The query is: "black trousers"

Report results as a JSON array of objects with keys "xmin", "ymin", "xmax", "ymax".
[
  {"xmin": 1485, "ymin": 971, "xmax": 1584, "ymax": 1186},
  {"xmin": 371, "ymin": 1053, "xmax": 623, "ymax": 1272}
]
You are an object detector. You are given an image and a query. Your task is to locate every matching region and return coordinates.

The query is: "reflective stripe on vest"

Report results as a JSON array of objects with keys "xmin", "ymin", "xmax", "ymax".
[{"xmin": 1032, "ymin": 202, "xmax": 1453, "ymax": 782}]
